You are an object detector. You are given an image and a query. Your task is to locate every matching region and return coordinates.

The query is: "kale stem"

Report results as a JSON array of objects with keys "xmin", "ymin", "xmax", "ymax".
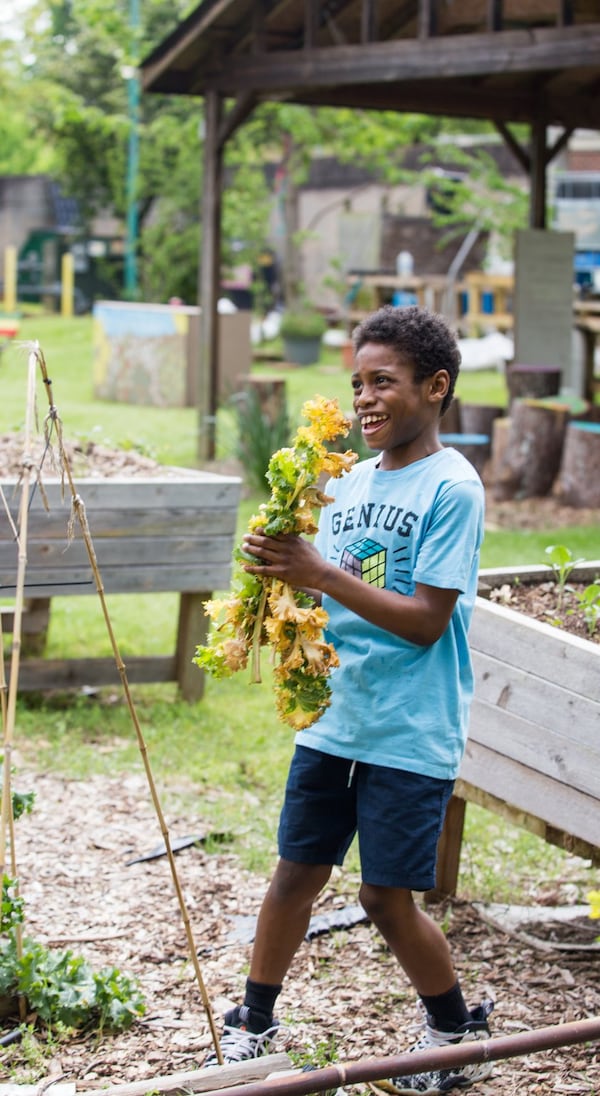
[{"xmin": 250, "ymin": 582, "xmax": 269, "ymax": 683}]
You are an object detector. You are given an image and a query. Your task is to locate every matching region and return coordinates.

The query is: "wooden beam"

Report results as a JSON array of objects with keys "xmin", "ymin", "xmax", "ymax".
[
  {"xmin": 558, "ymin": 0, "xmax": 574, "ymax": 25},
  {"xmin": 295, "ymin": 78, "xmax": 597, "ymax": 129},
  {"xmin": 140, "ymin": 0, "xmax": 239, "ymax": 94},
  {"xmin": 204, "ymin": 27, "xmax": 600, "ymax": 93},
  {"xmin": 545, "ymin": 125, "xmax": 574, "ymax": 166},
  {"xmin": 418, "ymin": 0, "xmax": 436, "ymax": 39},
  {"xmin": 198, "ymin": 90, "xmax": 223, "ymax": 462},
  {"xmin": 495, "ymin": 120, "xmax": 530, "ymax": 172},
  {"xmin": 529, "ymin": 118, "xmax": 547, "ymax": 228},
  {"xmin": 218, "ymin": 90, "xmax": 259, "ymax": 146},
  {"xmin": 251, "ymin": 1, "xmax": 266, "ymax": 52},
  {"xmin": 486, "ymin": 0, "xmax": 503, "ymax": 32},
  {"xmin": 305, "ymin": 0, "xmax": 321, "ymax": 48},
  {"xmin": 361, "ymin": 0, "xmax": 378, "ymax": 44}
]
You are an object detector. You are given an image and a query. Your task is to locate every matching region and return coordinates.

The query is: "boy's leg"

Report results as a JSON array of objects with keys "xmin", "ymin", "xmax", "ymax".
[
  {"xmin": 204, "ymin": 858, "xmax": 332, "ymax": 1066},
  {"xmin": 250, "ymin": 858, "xmax": 333, "ymax": 984},
  {"xmin": 359, "ymin": 883, "xmax": 493, "ymax": 1094},
  {"xmin": 358, "ymin": 884, "xmax": 458, "ymax": 999}
]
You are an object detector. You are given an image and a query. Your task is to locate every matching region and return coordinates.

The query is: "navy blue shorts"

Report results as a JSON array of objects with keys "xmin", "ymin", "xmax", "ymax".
[{"xmin": 278, "ymin": 745, "xmax": 454, "ymax": 891}]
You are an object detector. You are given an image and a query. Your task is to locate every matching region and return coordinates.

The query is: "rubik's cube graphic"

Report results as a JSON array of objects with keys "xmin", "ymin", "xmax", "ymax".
[{"xmin": 340, "ymin": 538, "xmax": 387, "ymax": 587}]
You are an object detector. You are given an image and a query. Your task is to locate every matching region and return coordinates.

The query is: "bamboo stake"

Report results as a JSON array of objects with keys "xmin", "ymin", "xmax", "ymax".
[
  {"xmin": 0, "ymin": 348, "xmax": 38, "ymax": 1023},
  {"xmin": 32, "ymin": 345, "xmax": 223, "ymax": 1064}
]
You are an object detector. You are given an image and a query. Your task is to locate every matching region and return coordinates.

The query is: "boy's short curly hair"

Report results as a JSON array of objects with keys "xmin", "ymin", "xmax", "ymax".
[{"xmin": 352, "ymin": 305, "xmax": 461, "ymax": 416}]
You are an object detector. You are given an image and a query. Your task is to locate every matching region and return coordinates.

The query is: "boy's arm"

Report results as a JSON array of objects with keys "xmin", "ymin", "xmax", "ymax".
[{"xmin": 242, "ymin": 532, "xmax": 456, "ymax": 646}]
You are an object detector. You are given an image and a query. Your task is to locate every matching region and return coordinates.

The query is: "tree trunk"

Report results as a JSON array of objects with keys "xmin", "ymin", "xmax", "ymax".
[
  {"xmin": 558, "ymin": 421, "xmax": 600, "ymax": 507},
  {"xmin": 507, "ymin": 364, "xmax": 561, "ymax": 404},
  {"xmin": 488, "ymin": 416, "xmax": 511, "ymax": 495},
  {"xmin": 460, "ymin": 403, "xmax": 505, "ymax": 438},
  {"xmin": 440, "ymin": 396, "xmax": 461, "ymax": 434},
  {"xmin": 492, "ymin": 398, "xmax": 570, "ymax": 499}
]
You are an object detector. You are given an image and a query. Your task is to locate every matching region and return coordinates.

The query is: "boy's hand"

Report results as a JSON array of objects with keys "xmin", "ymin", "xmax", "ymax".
[{"xmin": 242, "ymin": 531, "xmax": 326, "ymax": 591}]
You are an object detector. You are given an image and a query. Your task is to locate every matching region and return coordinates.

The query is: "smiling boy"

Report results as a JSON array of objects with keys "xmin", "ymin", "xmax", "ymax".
[{"xmin": 205, "ymin": 306, "xmax": 493, "ymax": 1094}]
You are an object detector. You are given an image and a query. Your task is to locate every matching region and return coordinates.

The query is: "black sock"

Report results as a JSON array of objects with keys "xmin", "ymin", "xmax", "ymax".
[
  {"xmin": 419, "ymin": 982, "xmax": 471, "ymax": 1032},
  {"xmin": 241, "ymin": 977, "xmax": 282, "ymax": 1031}
]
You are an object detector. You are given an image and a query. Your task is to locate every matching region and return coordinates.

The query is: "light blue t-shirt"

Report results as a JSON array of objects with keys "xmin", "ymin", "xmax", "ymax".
[{"xmin": 296, "ymin": 448, "xmax": 485, "ymax": 780}]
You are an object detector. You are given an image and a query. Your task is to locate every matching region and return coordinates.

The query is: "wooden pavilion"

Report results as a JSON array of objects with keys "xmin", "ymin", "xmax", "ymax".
[{"xmin": 141, "ymin": 1, "xmax": 600, "ymax": 459}]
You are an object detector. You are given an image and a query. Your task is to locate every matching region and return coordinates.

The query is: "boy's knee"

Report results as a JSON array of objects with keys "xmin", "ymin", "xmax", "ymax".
[
  {"xmin": 359, "ymin": 881, "xmax": 412, "ymax": 923},
  {"xmin": 270, "ymin": 859, "xmax": 331, "ymax": 904}
]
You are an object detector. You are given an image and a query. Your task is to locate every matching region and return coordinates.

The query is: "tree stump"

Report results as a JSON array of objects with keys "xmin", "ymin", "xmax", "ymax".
[
  {"xmin": 460, "ymin": 403, "xmax": 505, "ymax": 439},
  {"xmin": 506, "ymin": 364, "xmax": 561, "ymax": 405},
  {"xmin": 440, "ymin": 432, "xmax": 489, "ymax": 475},
  {"xmin": 558, "ymin": 421, "xmax": 600, "ymax": 507},
  {"xmin": 492, "ymin": 398, "xmax": 570, "ymax": 499},
  {"xmin": 488, "ymin": 416, "xmax": 511, "ymax": 492},
  {"xmin": 243, "ymin": 376, "xmax": 287, "ymax": 424},
  {"xmin": 441, "ymin": 396, "xmax": 461, "ymax": 434}
]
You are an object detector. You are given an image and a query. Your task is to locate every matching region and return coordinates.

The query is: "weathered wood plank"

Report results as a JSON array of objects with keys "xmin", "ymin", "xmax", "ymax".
[
  {"xmin": 469, "ymin": 696, "xmax": 600, "ymax": 799},
  {"xmin": 0, "ymin": 507, "xmax": 239, "ymax": 541},
  {"xmin": 458, "ymin": 740, "xmax": 600, "ymax": 847},
  {"xmin": 470, "ymin": 597, "xmax": 600, "ymax": 702},
  {"xmin": 478, "ymin": 562, "xmax": 600, "ymax": 588},
  {"xmin": 206, "ymin": 27, "xmax": 600, "ymax": 91},
  {"xmin": 74, "ymin": 1052, "xmax": 294, "ymax": 1096},
  {"xmin": 0, "ymin": 563, "xmax": 232, "ymax": 596},
  {"xmin": 0, "ymin": 534, "xmax": 234, "ymax": 571},
  {"xmin": 472, "ymin": 650, "xmax": 599, "ymax": 749},
  {"xmin": 454, "ymin": 779, "xmax": 598, "ymax": 862},
  {"xmin": 0, "ymin": 472, "xmax": 242, "ymax": 511},
  {"xmin": 5, "ymin": 655, "xmax": 177, "ymax": 691}
]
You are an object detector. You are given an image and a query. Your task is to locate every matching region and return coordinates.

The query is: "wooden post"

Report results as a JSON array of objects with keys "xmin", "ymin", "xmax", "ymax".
[
  {"xmin": 175, "ymin": 592, "xmax": 211, "ymax": 702},
  {"xmin": 426, "ymin": 795, "xmax": 466, "ymax": 902},
  {"xmin": 198, "ymin": 90, "xmax": 224, "ymax": 463},
  {"xmin": 529, "ymin": 119, "xmax": 547, "ymax": 229}
]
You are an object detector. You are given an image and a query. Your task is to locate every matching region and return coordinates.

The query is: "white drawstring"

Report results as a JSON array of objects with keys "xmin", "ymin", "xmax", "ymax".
[{"xmin": 347, "ymin": 759, "xmax": 357, "ymax": 787}]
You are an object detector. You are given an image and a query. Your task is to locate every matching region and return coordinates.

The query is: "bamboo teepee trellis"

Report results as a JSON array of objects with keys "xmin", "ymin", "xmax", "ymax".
[{"xmin": 1, "ymin": 343, "xmax": 223, "ymax": 1063}]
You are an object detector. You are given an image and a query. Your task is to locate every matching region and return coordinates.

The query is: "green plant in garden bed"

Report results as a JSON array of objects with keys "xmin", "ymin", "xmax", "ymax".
[
  {"xmin": 0, "ymin": 761, "xmax": 145, "ymax": 1035},
  {"xmin": 542, "ymin": 543, "xmax": 600, "ymax": 635}
]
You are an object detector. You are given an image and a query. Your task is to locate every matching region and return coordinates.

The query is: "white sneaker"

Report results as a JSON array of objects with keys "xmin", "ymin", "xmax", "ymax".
[
  {"xmin": 383, "ymin": 1000, "xmax": 494, "ymax": 1094},
  {"xmin": 204, "ymin": 1005, "xmax": 280, "ymax": 1067}
]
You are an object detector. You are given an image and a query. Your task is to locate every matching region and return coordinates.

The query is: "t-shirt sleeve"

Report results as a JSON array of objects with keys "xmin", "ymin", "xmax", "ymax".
[{"xmin": 412, "ymin": 479, "xmax": 484, "ymax": 593}]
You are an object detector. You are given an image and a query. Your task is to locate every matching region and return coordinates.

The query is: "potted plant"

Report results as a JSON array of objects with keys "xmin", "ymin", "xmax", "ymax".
[{"xmin": 280, "ymin": 305, "xmax": 327, "ymax": 365}]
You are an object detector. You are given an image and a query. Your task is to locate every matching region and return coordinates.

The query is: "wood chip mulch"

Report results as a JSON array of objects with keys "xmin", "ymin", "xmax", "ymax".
[{"xmin": 2, "ymin": 769, "xmax": 599, "ymax": 1094}]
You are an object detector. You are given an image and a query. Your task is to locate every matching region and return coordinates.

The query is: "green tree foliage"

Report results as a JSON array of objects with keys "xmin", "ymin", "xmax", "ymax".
[{"xmin": 0, "ymin": 2, "xmax": 528, "ymax": 303}]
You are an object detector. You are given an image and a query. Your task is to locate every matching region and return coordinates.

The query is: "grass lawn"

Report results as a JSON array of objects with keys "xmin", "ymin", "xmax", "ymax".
[{"xmin": 3, "ymin": 314, "xmax": 599, "ymax": 901}]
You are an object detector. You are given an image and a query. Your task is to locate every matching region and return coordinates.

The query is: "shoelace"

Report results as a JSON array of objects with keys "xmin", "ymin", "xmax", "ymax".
[{"xmin": 205, "ymin": 1022, "xmax": 279, "ymax": 1066}]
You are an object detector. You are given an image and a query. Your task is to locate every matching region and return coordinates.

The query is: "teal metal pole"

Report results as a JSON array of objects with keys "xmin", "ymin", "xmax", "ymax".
[{"xmin": 125, "ymin": 0, "xmax": 140, "ymax": 296}]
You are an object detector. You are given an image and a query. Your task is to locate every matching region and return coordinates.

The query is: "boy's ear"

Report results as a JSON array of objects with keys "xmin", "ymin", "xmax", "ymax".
[{"xmin": 429, "ymin": 369, "xmax": 450, "ymax": 405}]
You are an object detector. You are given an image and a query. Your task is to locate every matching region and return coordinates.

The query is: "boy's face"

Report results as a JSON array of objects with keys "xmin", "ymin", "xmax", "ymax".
[{"xmin": 351, "ymin": 341, "xmax": 449, "ymax": 468}]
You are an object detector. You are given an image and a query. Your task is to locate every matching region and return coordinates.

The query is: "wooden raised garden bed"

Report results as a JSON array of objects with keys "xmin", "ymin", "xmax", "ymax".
[
  {"xmin": 434, "ymin": 563, "xmax": 600, "ymax": 897},
  {"xmin": 0, "ymin": 468, "xmax": 242, "ymax": 701}
]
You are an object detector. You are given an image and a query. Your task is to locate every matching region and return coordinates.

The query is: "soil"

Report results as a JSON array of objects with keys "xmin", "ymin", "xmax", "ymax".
[{"xmin": 2, "ymin": 770, "xmax": 599, "ymax": 1094}]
